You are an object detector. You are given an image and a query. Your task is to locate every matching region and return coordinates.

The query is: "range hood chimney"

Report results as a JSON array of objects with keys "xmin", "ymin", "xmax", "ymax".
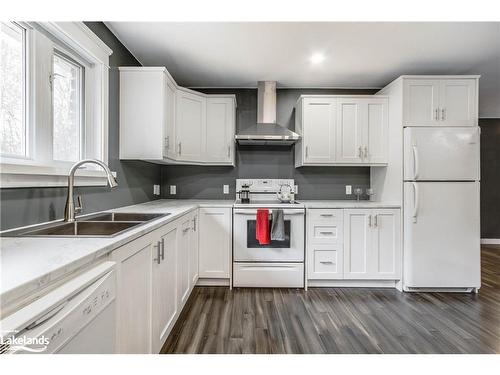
[{"xmin": 235, "ymin": 81, "xmax": 300, "ymax": 146}]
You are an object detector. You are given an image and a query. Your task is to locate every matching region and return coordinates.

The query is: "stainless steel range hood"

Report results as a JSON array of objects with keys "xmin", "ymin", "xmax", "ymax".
[{"xmin": 235, "ymin": 81, "xmax": 300, "ymax": 146}]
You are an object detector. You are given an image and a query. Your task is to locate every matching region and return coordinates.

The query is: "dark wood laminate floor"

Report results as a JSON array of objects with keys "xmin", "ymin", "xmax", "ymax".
[{"xmin": 161, "ymin": 247, "xmax": 500, "ymax": 354}]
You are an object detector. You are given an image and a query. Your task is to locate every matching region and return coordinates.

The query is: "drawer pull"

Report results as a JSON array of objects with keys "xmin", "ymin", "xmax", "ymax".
[
  {"xmin": 319, "ymin": 261, "xmax": 334, "ymax": 265},
  {"xmin": 320, "ymin": 214, "xmax": 333, "ymax": 217},
  {"xmin": 319, "ymin": 231, "xmax": 334, "ymax": 235}
]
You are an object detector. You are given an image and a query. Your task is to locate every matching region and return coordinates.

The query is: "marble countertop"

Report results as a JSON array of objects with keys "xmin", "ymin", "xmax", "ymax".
[
  {"xmin": 0, "ymin": 199, "xmax": 233, "ymax": 309},
  {"xmin": 0, "ymin": 198, "xmax": 397, "ymax": 311}
]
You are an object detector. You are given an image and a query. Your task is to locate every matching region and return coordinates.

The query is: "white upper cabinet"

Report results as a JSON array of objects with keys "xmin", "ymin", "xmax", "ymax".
[
  {"xmin": 302, "ymin": 98, "xmax": 336, "ymax": 164},
  {"xmin": 296, "ymin": 96, "xmax": 388, "ymax": 167},
  {"xmin": 336, "ymin": 98, "xmax": 364, "ymax": 163},
  {"xmin": 119, "ymin": 67, "xmax": 236, "ymax": 165},
  {"xmin": 175, "ymin": 89, "xmax": 206, "ymax": 162},
  {"xmin": 403, "ymin": 77, "xmax": 478, "ymax": 127},
  {"xmin": 206, "ymin": 97, "xmax": 235, "ymax": 163}
]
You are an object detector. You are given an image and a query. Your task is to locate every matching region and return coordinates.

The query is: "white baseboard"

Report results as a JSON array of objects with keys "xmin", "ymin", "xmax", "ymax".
[
  {"xmin": 481, "ymin": 238, "xmax": 500, "ymax": 245},
  {"xmin": 307, "ymin": 279, "xmax": 398, "ymax": 288},
  {"xmin": 196, "ymin": 278, "xmax": 230, "ymax": 286}
]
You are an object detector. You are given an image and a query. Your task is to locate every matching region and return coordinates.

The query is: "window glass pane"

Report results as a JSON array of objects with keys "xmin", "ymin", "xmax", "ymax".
[
  {"xmin": 52, "ymin": 52, "xmax": 83, "ymax": 162},
  {"xmin": 0, "ymin": 22, "xmax": 26, "ymax": 157}
]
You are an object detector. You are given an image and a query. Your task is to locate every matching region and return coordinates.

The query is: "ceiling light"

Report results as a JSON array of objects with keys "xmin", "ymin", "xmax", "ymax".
[{"xmin": 310, "ymin": 53, "xmax": 325, "ymax": 64}]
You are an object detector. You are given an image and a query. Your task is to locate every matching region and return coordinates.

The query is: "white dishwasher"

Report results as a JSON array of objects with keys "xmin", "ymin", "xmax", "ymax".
[{"xmin": 1, "ymin": 261, "xmax": 116, "ymax": 354}]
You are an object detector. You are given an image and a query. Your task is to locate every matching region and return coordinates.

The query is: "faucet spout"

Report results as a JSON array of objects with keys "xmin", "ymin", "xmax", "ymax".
[{"xmin": 64, "ymin": 159, "xmax": 117, "ymax": 222}]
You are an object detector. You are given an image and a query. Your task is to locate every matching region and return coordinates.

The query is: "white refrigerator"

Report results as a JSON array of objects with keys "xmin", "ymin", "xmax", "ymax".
[{"xmin": 403, "ymin": 127, "xmax": 481, "ymax": 291}]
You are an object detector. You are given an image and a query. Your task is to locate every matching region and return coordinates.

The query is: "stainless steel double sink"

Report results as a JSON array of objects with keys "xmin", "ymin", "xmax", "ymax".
[{"xmin": 4, "ymin": 212, "xmax": 169, "ymax": 238}]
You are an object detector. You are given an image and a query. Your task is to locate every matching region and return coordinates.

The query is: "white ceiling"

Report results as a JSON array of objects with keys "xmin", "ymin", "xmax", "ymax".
[{"xmin": 105, "ymin": 22, "xmax": 500, "ymax": 117}]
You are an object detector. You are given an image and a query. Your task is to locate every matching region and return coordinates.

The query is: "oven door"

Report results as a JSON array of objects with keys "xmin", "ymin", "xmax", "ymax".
[{"xmin": 233, "ymin": 208, "xmax": 305, "ymax": 262}]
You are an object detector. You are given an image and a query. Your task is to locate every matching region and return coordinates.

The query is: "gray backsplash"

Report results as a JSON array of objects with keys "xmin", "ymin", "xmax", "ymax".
[{"xmin": 161, "ymin": 88, "xmax": 375, "ymax": 200}]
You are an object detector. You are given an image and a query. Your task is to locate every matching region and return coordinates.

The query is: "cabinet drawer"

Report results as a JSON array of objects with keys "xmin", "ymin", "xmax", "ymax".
[
  {"xmin": 307, "ymin": 209, "xmax": 343, "ymax": 245},
  {"xmin": 308, "ymin": 209, "xmax": 343, "ymax": 222},
  {"xmin": 233, "ymin": 262, "xmax": 304, "ymax": 288},
  {"xmin": 308, "ymin": 245, "xmax": 343, "ymax": 280}
]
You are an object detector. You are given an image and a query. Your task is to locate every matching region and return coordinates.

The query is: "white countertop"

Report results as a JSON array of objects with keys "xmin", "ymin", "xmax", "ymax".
[
  {"xmin": 0, "ymin": 198, "xmax": 398, "ymax": 311},
  {"xmin": 0, "ymin": 199, "xmax": 233, "ymax": 310},
  {"xmin": 300, "ymin": 200, "xmax": 401, "ymax": 209}
]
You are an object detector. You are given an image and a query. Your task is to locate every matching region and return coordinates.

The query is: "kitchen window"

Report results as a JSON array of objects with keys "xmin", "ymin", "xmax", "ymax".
[
  {"xmin": 0, "ymin": 22, "xmax": 112, "ymax": 188},
  {"xmin": 0, "ymin": 22, "xmax": 28, "ymax": 159}
]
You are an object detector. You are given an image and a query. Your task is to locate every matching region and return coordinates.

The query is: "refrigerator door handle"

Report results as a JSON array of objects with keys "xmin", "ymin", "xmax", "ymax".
[
  {"xmin": 412, "ymin": 182, "xmax": 419, "ymax": 223},
  {"xmin": 412, "ymin": 145, "xmax": 419, "ymax": 180}
]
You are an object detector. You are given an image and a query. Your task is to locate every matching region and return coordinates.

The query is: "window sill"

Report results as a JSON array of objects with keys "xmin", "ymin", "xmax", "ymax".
[{"xmin": 0, "ymin": 163, "xmax": 117, "ymax": 188}]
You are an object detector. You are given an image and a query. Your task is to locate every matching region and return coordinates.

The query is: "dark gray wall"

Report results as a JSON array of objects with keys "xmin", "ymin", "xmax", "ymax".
[
  {"xmin": 479, "ymin": 118, "xmax": 500, "ymax": 239},
  {"xmin": 0, "ymin": 23, "xmax": 161, "ymax": 231},
  {"xmin": 161, "ymin": 88, "xmax": 375, "ymax": 200}
]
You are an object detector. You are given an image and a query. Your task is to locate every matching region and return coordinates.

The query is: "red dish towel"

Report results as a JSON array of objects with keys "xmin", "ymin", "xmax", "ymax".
[{"xmin": 256, "ymin": 209, "xmax": 270, "ymax": 245}]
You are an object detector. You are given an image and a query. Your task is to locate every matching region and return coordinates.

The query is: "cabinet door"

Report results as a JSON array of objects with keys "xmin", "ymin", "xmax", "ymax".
[
  {"xmin": 175, "ymin": 90, "xmax": 206, "ymax": 162},
  {"xmin": 206, "ymin": 97, "xmax": 234, "ymax": 163},
  {"xmin": 403, "ymin": 79, "xmax": 441, "ymax": 126},
  {"xmin": 152, "ymin": 225, "xmax": 178, "ymax": 353},
  {"xmin": 302, "ymin": 98, "xmax": 336, "ymax": 164},
  {"xmin": 308, "ymin": 245, "xmax": 343, "ymax": 280},
  {"xmin": 343, "ymin": 210, "xmax": 372, "ymax": 279},
  {"xmin": 111, "ymin": 235, "xmax": 153, "ymax": 353},
  {"xmin": 371, "ymin": 209, "xmax": 401, "ymax": 279},
  {"xmin": 365, "ymin": 99, "xmax": 388, "ymax": 164},
  {"xmin": 177, "ymin": 219, "xmax": 191, "ymax": 306},
  {"xmin": 199, "ymin": 207, "xmax": 231, "ymax": 278},
  {"xmin": 189, "ymin": 211, "xmax": 199, "ymax": 284},
  {"xmin": 440, "ymin": 79, "xmax": 477, "ymax": 126},
  {"xmin": 336, "ymin": 99, "xmax": 364, "ymax": 163},
  {"xmin": 164, "ymin": 76, "xmax": 177, "ymax": 159}
]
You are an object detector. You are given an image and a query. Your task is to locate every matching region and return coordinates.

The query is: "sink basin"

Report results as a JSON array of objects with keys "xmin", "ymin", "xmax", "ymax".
[
  {"xmin": 2, "ymin": 212, "xmax": 169, "ymax": 237},
  {"xmin": 79, "ymin": 212, "xmax": 168, "ymax": 222},
  {"xmin": 16, "ymin": 221, "xmax": 142, "ymax": 237}
]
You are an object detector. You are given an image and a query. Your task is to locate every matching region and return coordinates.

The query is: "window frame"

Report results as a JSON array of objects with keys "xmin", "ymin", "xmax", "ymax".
[{"xmin": 0, "ymin": 22, "xmax": 113, "ymax": 188}]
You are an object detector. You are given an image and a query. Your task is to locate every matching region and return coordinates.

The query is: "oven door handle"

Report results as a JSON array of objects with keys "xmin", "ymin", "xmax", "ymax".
[{"xmin": 233, "ymin": 209, "xmax": 304, "ymax": 216}]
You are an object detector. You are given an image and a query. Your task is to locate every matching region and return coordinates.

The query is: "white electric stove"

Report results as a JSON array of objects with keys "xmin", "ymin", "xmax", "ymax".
[{"xmin": 233, "ymin": 179, "xmax": 305, "ymax": 288}]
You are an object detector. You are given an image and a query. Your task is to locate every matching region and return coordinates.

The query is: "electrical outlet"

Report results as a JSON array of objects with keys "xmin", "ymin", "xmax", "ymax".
[
  {"xmin": 345, "ymin": 185, "xmax": 352, "ymax": 195},
  {"xmin": 170, "ymin": 185, "xmax": 176, "ymax": 195},
  {"xmin": 223, "ymin": 184, "xmax": 229, "ymax": 194},
  {"xmin": 153, "ymin": 185, "xmax": 160, "ymax": 195},
  {"xmin": 294, "ymin": 185, "xmax": 298, "ymax": 194}
]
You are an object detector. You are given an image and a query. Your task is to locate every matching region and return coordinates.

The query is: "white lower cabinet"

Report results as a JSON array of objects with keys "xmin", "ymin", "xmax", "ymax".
[
  {"xmin": 307, "ymin": 208, "xmax": 401, "ymax": 283},
  {"xmin": 152, "ymin": 223, "xmax": 178, "ymax": 353},
  {"xmin": 111, "ymin": 232, "xmax": 154, "ymax": 354},
  {"xmin": 198, "ymin": 207, "xmax": 232, "ymax": 279},
  {"xmin": 112, "ymin": 209, "xmax": 200, "ymax": 354},
  {"xmin": 343, "ymin": 209, "xmax": 401, "ymax": 280}
]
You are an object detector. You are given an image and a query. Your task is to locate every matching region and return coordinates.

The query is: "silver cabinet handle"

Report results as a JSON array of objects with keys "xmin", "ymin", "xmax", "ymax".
[
  {"xmin": 358, "ymin": 146, "xmax": 363, "ymax": 159},
  {"xmin": 368, "ymin": 214, "xmax": 372, "ymax": 227},
  {"xmin": 435, "ymin": 108, "xmax": 439, "ymax": 121},
  {"xmin": 160, "ymin": 238, "xmax": 165, "ymax": 260},
  {"xmin": 441, "ymin": 108, "xmax": 446, "ymax": 121},
  {"xmin": 320, "ymin": 214, "xmax": 333, "ymax": 217},
  {"xmin": 319, "ymin": 231, "xmax": 334, "ymax": 235},
  {"xmin": 319, "ymin": 261, "xmax": 334, "ymax": 265},
  {"xmin": 305, "ymin": 146, "xmax": 309, "ymax": 158},
  {"xmin": 227, "ymin": 145, "xmax": 231, "ymax": 158},
  {"xmin": 373, "ymin": 214, "xmax": 378, "ymax": 228},
  {"xmin": 192, "ymin": 217, "xmax": 196, "ymax": 231},
  {"xmin": 364, "ymin": 146, "xmax": 368, "ymax": 159},
  {"xmin": 165, "ymin": 136, "xmax": 169, "ymax": 150},
  {"xmin": 178, "ymin": 142, "xmax": 182, "ymax": 155},
  {"xmin": 153, "ymin": 241, "xmax": 161, "ymax": 264},
  {"xmin": 412, "ymin": 145, "xmax": 419, "ymax": 180}
]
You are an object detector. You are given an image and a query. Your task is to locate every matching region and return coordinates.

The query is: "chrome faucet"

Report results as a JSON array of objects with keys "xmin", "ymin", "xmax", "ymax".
[{"xmin": 64, "ymin": 159, "xmax": 118, "ymax": 222}]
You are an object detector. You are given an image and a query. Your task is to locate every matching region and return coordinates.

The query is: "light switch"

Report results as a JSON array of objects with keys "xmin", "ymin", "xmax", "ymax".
[
  {"xmin": 223, "ymin": 185, "xmax": 229, "ymax": 194},
  {"xmin": 153, "ymin": 185, "xmax": 160, "ymax": 195},
  {"xmin": 345, "ymin": 185, "xmax": 352, "ymax": 195},
  {"xmin": 170, "ymin": 185, "xmax": 176, "ymax": 195}
]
